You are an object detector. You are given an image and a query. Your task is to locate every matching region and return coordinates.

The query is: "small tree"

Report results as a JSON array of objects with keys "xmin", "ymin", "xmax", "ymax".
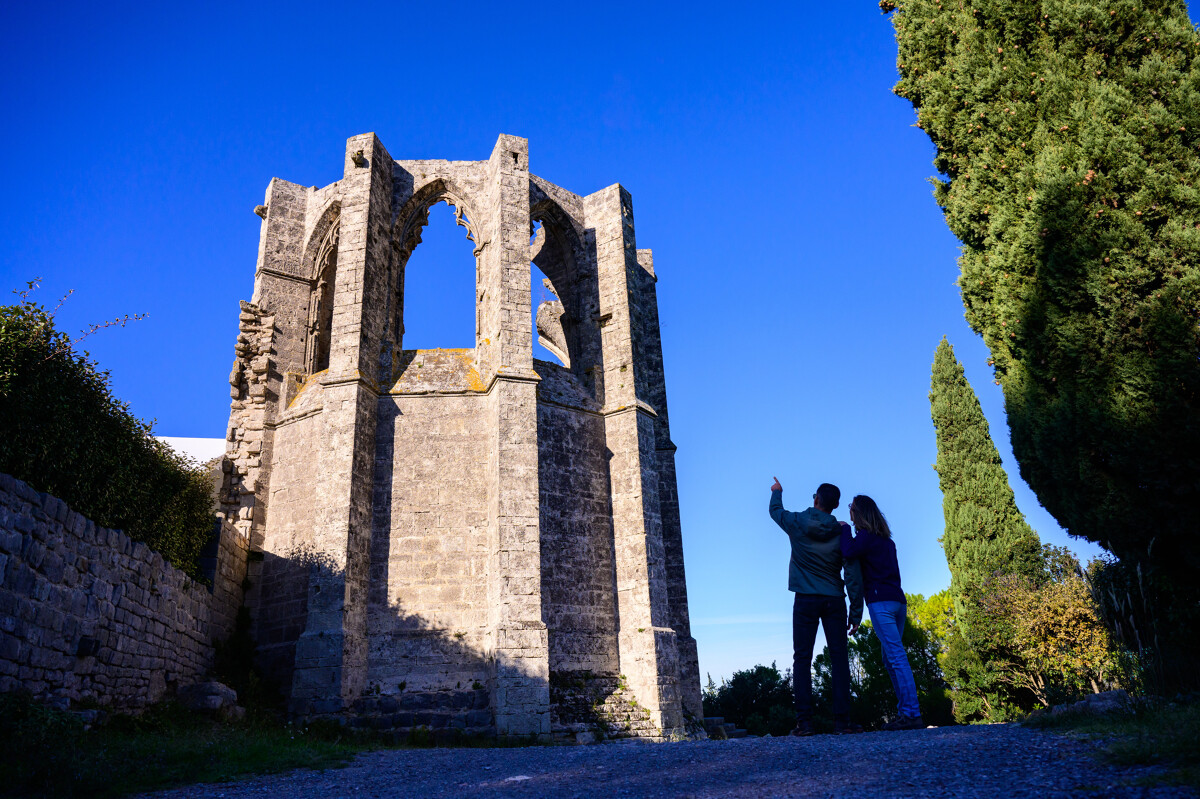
[
  {"xmin": 930, "ymin": 338, "xmax": 1043, "ymax": 618},
  {"xmin": 910, "ymin": 589, "xmax": 954, "ymax": 652},
  {"xmin": 931, "ymin": 338, "xmax": 1056, "ymax": 719},
  {"xmin": 949, "ymin": 546, "xmax": 1123, "ymax": 718}
]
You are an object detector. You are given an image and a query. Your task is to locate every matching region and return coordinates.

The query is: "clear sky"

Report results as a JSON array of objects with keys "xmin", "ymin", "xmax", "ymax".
[{"xmin": 5, "ymin": 1, "xmax": 1153, "ymax": 683}]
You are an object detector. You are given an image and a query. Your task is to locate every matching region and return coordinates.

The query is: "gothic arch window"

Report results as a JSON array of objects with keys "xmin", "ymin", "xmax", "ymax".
[
  {"xmin": 305, "ymin": 220, "xmax": 339, "ymax": 374},
  {"xmin": 529, "ymin": 200, "xmax": 600, "ymax": 392},
  {"xmin": 394, "ymin": 188, "xmax": 482, "ymax": 352}
]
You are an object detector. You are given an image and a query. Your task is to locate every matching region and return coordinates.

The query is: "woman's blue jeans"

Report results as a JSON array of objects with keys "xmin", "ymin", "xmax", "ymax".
[{"xmin": 867, "ymin": 600, "xmax": 921, "ymax": 718}]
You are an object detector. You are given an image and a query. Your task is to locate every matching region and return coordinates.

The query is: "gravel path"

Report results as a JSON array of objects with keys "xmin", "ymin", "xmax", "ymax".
[{"xmin": 142, "ymin": 724, "xmax": 1194, "ymax": 798}]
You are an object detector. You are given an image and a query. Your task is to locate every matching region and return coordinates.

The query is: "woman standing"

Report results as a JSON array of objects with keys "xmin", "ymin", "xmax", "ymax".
[{"xmin": 839, "ymin": 495, "xmax": 924, "ymax": 730}]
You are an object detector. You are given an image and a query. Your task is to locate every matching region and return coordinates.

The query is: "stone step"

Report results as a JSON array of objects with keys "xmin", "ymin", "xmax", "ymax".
[
  {"xmin": 701, "ymin": 716, "xmax": 748, "ymax": 740},
  {"xmin": 548, "ymin": 672, "xmax": 663, "ymax": 742}
]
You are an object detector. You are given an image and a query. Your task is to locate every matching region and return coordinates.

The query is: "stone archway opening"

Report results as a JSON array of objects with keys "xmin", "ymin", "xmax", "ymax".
[
  {"xmin": 305, "ymin": 221, "xmax": 339, "ymax": 375},
  {"xmin": 400, "ymin": 201, "xmax": 478, "ymax": 351},
  {"xmin": 531, "ymin": 221, "xmax": 567, "ymax": 367}
]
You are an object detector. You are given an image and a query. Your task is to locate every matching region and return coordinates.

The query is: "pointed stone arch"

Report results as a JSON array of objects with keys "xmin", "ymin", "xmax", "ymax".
[
  {"xmin": 390, "ymin": 179, "xmax": 485, "ymax": 351},
  {"xmin": 302, "ymin": 201, "xmax": 341, "ymax": 374},
  {"xmin": 394, "ymin": 179, "xmax": 485, "ymax": 264},
  {"xmin": 530, "ymin": 195, "xmax": 601, "ymax": 390}
]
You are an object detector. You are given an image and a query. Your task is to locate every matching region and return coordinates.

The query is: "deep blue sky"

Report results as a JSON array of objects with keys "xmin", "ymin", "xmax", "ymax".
[{"xmin": 3, "ymin": 1, "xmax": 1139, "ymax": 682}]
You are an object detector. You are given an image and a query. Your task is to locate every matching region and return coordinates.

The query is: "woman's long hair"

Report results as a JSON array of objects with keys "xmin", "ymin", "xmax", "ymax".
[{"xmin": 849, "ymin": 495, "xmax": 892, "ymax": 539}]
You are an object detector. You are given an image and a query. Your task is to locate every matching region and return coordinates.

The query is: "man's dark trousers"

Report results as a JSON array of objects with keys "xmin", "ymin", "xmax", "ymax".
[{"xmin": 793, "ymin": 593, "xmax": 850, "ymax": 722}]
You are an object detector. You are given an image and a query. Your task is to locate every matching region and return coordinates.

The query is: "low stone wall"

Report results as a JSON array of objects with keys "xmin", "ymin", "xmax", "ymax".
[{"xmin": 0, "ymin": 473, "xmax": 247, "ymax": 708}]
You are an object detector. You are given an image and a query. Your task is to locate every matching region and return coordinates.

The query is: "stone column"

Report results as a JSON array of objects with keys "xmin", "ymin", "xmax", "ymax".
[
  {"xmin": 290, "ymin": 133, "xmax": 392, "ymax": 714},
  {"xmin": 634, "ymin": 250, "xmax": 702, "ymax": 719},
  {"xmin": 585, "ymin": 185, "xmax": 682, "ymax": 735},
  {"xmin": 479, "ymin": 135, "xmax": 550, "ymax": 737},
  {"xmin": 232, "ymin": 179, "xmax": 310, "ymax": 679},
  {"xmin": 229, "ymin": 178, "xmax": 311, "ymax": 545}
]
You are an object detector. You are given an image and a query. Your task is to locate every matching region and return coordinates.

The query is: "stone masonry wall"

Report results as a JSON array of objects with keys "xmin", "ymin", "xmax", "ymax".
[
  {"xmin": 367, "ymin": 388, "xmax": 491, "ymax": 694},
  {"xmin": 0, "ymin": 474, "xmax": 247, "ymax": 709},
  {"xmin": 251, "ymin": 401, "xmax": 325, "ymax": 697},
  {"xmin": 536, "ymin": 362, "xmax": 620, "ymax": 676},
  {"xmin": 221, "ymin": 300, "xmax": 277, "ymax": 543}
]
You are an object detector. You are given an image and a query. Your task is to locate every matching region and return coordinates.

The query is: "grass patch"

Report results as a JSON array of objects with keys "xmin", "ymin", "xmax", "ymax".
[
  {"xmin": 0, "ymin": 692, "xmax": 545, "ymax": 797},
  {"xmin": 1024, "ymin": 699, "xmax": 1200, "ymax": 787},
  {"xmin": 0, "ymin": 693, "xmax": 362, "ymax": 798}
]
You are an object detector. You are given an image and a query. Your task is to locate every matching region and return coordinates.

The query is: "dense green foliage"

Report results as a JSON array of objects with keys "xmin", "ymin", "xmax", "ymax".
[
  {"xmin": 887, "ymin": 0, "xmax": 1200, "ymax": 583},
  {"xmin": 814, "ymin": 592, "xmax": 956, "ymax": 728},
  {"xmin": 944, "ymin": 545, "xmax": 1125, "ymax": 721},
  {"xmin": 0, "ymin": 289, "xmax": 215, "ymax": 577},
  {"xmin": 702, "ymin": 663, "xmax": 796, "ymax": 736},
  {"xmin": 930, "ymin": 338, "xmax": 1042, "ymax": 617}
]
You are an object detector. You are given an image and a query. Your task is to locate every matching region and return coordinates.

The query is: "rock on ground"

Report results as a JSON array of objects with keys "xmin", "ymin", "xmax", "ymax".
[{"xmin": 140, "ymin": 723, "xmax": 1195, "ymax": 799}]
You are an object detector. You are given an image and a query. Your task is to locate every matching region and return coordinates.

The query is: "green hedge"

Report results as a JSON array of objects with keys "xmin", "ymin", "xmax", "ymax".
[{"xmin": 0, "ymin": 291, "xmax": 215, "ymax": 579}]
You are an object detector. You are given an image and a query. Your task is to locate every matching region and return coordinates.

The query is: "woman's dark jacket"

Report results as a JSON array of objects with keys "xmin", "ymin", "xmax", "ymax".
[{"xmin": 839, "ymin": 524, "xmax": 906, "ymax": 605}]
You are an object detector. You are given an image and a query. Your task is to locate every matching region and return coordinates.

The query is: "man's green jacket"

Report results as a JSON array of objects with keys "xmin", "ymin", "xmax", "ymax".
[{"xmin": 769, "ymin": 489, "xmax": 864, "ymax": 627}]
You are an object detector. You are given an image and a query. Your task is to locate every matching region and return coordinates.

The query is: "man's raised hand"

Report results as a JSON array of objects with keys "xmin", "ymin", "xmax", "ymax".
[{"xmin": 771, "ymin": 477, "xmax": 782, "ymax": 492}]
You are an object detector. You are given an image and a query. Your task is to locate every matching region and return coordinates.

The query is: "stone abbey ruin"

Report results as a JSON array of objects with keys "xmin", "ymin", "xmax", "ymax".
[{"xmin": 220, "ymin": 133, "xmax": 701, "ymax": 738}]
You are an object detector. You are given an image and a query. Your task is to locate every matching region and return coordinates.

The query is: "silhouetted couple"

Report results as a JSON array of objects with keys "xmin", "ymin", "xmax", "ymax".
[{"xmin": 769, "ymin": 478, "xmax": 924, "ymax": 736}]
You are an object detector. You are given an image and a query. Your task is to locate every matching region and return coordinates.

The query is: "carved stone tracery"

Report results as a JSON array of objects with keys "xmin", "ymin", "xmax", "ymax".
[{"xmin": 396, "ymin": 188, "xmax": 485, "ymax": 265}]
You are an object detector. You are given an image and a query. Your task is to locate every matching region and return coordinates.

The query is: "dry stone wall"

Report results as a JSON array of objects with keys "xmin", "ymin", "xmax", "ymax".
[{"xmin": 0, "ymin": 473, "xmax": 247, "ymax": 709}]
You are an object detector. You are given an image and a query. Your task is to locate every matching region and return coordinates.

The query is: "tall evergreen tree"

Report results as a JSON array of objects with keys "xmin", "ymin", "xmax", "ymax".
[
  {"xmin": 930, "ymin": 338, "xmax": 1042, "ymax": 618},
  {"xmin": 885, "ymin": 0, "xmax": 1200, "ymax": 583},
  {"xmin": 931, "ymin": 339, "xmax": 1047, "ymax": 721}
]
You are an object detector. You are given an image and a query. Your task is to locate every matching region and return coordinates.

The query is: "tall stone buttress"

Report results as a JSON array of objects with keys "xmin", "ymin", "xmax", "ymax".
[{"xmin": 221, "ymin": 134, "xmax": 702, "ymax": 739}]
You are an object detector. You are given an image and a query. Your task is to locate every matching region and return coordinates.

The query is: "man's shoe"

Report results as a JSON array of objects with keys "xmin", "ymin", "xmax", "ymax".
[
  {"xmin": 831, "ymin": 721, "xmax": 864, "ymax": 735},
  {"xmin": 789, "ymin": 720, "xmax": 814, "ymax": 737},
  {"xmin": 882, "ymin": 715, "xmax": 925, "ymax": 731}
]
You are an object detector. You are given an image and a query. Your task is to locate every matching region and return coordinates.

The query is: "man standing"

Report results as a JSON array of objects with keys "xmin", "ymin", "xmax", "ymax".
[{"xmin": 770, "ymin": 477, "xmax": 864, "ymax": 735}]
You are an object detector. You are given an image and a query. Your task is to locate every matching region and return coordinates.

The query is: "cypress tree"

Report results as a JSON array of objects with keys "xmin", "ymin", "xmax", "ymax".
[
  {"xmin": 885, "ymin": 0, "xmax": 1200, "ymax": 583},
  {"xmin": 931, "ymin": 339, "xmax": 1048, "ymax": 720},
  {"xmin": 930, "ymin": 338, "xmax": 1042, "ymax": 618}
]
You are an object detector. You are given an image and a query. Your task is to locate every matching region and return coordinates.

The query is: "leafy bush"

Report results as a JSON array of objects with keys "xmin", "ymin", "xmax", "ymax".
[
  {"xmin": 944, "ymin": 546, "xmax": 1129, "ymax": 721},
  {"xmin": 703, "ymin": 662, "xmax": 794, "ymax": 736},
  {"xmin": 0, "ymin": 285, "xmax": 215, "ymax": 577}
]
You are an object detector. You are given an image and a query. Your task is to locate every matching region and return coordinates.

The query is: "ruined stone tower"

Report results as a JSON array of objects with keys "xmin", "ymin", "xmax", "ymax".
[{"xmin": 221, "ymin": 133, "xmax": 700, "ymax": 739}]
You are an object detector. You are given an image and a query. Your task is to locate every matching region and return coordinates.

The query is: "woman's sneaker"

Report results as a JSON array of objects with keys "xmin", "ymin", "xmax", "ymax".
[
  {"xmin": 882, "ymin": 715, "xmax": 925, "ymax": 731},
  {"xmin": 789, "ymin": 720, "xmax": 814, "ymax": 737}
]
